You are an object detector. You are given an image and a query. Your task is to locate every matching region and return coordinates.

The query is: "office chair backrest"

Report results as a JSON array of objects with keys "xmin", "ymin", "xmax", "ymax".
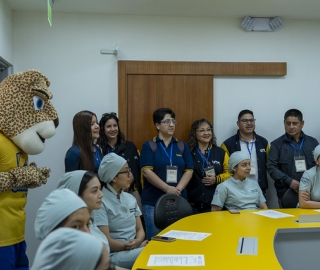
[
  {"xmin": 154, "ymin": 194, "xmax": 193, "ymax": 230},
  {"xmin": 282, "ymin": 188, "xmax": 298, "ymax": 208}
]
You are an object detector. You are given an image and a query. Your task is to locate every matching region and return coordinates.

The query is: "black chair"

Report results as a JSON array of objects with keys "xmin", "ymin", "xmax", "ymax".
[
  {"xmin": 154, "ymin": 194, "xmax": 193, "ymax": 230},
  {"xmin": 282, "ymin": 188, "xmax": 298, "ymax": 208}
]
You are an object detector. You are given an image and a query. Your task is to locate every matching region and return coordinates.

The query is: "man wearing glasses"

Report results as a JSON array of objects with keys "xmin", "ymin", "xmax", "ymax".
[
  {"xmin": 268, "ymin": 109, "xmax": 319, "ymax": 208},
  {"xmin": 221, "ymin": 109, "xmax": 269, "ymax": 199}
]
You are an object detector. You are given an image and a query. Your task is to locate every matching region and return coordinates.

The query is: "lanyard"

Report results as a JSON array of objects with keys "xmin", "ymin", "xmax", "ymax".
[
  {"xmin": 93, "ymin": 145, "xmax": 102, "ymax": 163},
  {"xmin": 290, "ymin": 137, "xmax": 304, "ymax": 156},
  {"xmin": 196, "ymin": 147, "xmax": 211, "ymax": 169},
  {"xmin": 160, "ymin": 142, "xmax": 173, "ymax": 166},
  {"xmin": 244, "ymin": 140, "xmax": 255, "ymax": 159}
]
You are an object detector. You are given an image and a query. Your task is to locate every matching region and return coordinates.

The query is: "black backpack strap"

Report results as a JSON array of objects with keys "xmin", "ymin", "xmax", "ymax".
[
  {"xmin": 177, "ymin": 140, "xmax": 184, "ymax": 155},
  {"xmin": 149, "ymin": 139, "xmax": 184, "ymax": 155},
  {"xmin": 148, "ymin": 140, "xmax": 157, "ymax": 154}
]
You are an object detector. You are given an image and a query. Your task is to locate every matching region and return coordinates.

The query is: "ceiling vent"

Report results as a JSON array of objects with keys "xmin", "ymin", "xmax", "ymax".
[{"xmin": 241, "ymin": 16, "xmax": 283, "ymax": 32}]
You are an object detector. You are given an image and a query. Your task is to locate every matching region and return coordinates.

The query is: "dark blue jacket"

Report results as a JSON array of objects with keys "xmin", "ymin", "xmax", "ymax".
[
  {"xmin": 221, "ymin": 130, "xmax": 269, "ymax": 191},
  {"xmin": 267, "ymin": 132, "xmax": 318, "ymax": 199}
]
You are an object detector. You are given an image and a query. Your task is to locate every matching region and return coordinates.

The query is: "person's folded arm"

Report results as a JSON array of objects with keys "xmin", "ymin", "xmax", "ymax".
[
  {"xmin": 259, "ymin": 202, "xmax": 268, "ymax": 209},
  {"xmin": 211, "ymin": 205, "xmax": 222, "ymax": 212},
  {"xmin": 176, "ymin": 143, "xmax": 194, "ymax": 191},
  {"xmin": 98, "ymin": 225, "xmax": 126, "ymax": 252},
  {"xmin": 299, "ymin": 190, "xmax": 320, "ymax": 208},
  {"xmin": 142, "ymin": 168, "xmax": 170, "ymax": 192},
  {"xmin": 134, "ymin": 216, "xmax": 147, "ymax": 247},
  {"xmin": 176, "ymin": 170, "xmax": 193, "ymax": 191},
  {"xmin": 211, "ymin": 184, "xmax": 227, "ymax": 212},
  {"xmin": 267, "ymin": 143, "xmax": 292, "ymax": 187},
  {"xmin": 257, "ymin": 186, "xmax": 267, "ymax": 209},
  {"xmin": 216, "ymin": 152, "xmax": 232, "ymax": 184},
  {"xmin": 298, "ymin": 172, "xmax": 320, "ymax": 208}
]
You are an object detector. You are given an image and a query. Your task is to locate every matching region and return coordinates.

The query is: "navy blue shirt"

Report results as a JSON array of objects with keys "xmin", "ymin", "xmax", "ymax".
[
  {"xmin": 65, "ymin": 144, "xmax": 102, "ymax": 173},
  {"xmin": 140, "ymin": 136, "xmax": 194, "ymax": 206}
]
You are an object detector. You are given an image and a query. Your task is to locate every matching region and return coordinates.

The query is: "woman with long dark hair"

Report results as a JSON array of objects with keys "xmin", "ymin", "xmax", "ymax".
[
  {"xmin": 65, "ymin": 110, "xmax": 102, "ymax": 173},
  {"xmin": 98, "ymin": 113, "xmax": 141, "ymax": 194}
]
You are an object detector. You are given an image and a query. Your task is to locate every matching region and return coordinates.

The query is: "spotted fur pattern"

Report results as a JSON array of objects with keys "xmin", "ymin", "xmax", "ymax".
[{"xmin": 0, "ymin": 70, "xmax": 58, "ymax": 139}]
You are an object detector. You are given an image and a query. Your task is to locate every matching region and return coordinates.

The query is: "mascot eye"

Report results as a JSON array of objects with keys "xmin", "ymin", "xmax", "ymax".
[{"xmin": 33, "ymin": 96, "xmax": 45, "ymax": 110}]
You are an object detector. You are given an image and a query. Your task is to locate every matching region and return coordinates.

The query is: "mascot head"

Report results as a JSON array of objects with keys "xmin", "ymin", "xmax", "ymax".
[{"xmin": 0, "ymin": 70, "xmax": 59, "ymax": 155}]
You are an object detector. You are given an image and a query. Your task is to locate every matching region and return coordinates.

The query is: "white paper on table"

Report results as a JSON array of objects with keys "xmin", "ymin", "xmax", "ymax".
[
  {"xmin": 161, "ymin": 230, "xmax": 211, "ymax": 241},
  {"xmin": 147, "ymin": 254, "xmax": 205, "ymax": 266},
  {"xmin": 252, "ymin": 210, "xmax": 294, "ymax": 219},
  {"xmin": 313, "ymin": 209, "xmax": 320, "ymax": 212}
]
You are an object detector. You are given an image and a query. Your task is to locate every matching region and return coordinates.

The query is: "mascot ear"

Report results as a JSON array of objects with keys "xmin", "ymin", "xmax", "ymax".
[{"xmin": 23, "ymin": 70, "xmax": 51, "ymax": 91}]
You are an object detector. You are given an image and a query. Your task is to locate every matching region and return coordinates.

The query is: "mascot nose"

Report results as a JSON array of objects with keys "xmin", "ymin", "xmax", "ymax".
[{"xmin": 54, "ymin": 118, "xmax": 59, "ymax": 128}]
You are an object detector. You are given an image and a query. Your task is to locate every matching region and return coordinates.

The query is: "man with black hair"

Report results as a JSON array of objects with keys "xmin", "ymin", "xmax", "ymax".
[
  {"xmin": 221, "ymin": 109, "xmax": 269, "ymax": 198},
  {"xmin": 268, "ymin": 109, "xmax": 319, "ymax": 208}
]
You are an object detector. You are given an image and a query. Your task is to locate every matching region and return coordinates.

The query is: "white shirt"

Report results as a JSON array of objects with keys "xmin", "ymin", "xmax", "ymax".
[{"xmin": 240, "ymin": 139, "xmax": 258, "ymax": 182}]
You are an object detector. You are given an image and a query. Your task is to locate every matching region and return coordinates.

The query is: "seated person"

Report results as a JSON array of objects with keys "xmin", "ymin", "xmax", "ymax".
[
  {"xmin": 93, "ymin": 153, "xmax": 147, "ymax": 269},
  {"xmin": 35, "ymin": 189, "xmax": 90, "ymax": 240},
  {"xmin": 35, "ymin": 188, "xmax": 126, "ymax": 270},
  {"xmin": 32, "ymin": 228, "xmax": 110, "ymax": 270},
  {"xmin": 211, "ymin": 151, "xmax": 268, "ymax": 211},
  {"xmin": 299, "ymin": 145, "xmax": 320, "ymax": 208},
  {"xmin": 57, "ymin": 170, "xmax": 110, "ymax": 252}
]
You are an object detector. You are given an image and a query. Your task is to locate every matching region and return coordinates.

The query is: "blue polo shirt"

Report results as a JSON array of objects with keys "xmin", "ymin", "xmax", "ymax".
[{"xmin": 140, "ymin": 136, "xmax": 193, "ymax": 206}]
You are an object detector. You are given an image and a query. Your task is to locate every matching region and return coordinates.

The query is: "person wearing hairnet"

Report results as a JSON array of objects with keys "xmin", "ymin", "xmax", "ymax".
[
  {"xmin": 34, "ymin": 189, "xmax": 90, "ymax": 240},
  {"xmin": 211, "ymin": 151, "xmax": 268, "ymax": 211},
  {"xmin": 57, "ymin": 170, "xmax": 110, "ymax": 251},
  {"xmin": 93, "ymin": 153, "xmax": 147, "ymax": 269},
  {"xmin": 299, "ymin": 145, "xmax": 320, "ymax": 208},
  {"xmin": 32, "ymin": 228, "xmax": 110, "ymax": 270}
]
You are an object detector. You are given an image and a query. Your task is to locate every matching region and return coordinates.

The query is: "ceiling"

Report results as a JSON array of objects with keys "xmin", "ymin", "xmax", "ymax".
[{"xmin": 6, "ymin": 0, "xmax": 320, "ymax": 20}]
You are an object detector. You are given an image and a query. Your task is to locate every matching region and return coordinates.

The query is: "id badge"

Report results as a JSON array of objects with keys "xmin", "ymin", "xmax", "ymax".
[
  {"xmin": 204, "ymin": 166, "xmax": 215, "ymax": 176},
  {"xmin": 249, "ymin": 164, "xmax": 256, "ymax": 175},
  {"xmin": 294, "ymin": 156, "xmax": 307, "ymax": 172},
  {"xmin": 166, "ymin": 165, "xmax": 178, "ymax": 183}
]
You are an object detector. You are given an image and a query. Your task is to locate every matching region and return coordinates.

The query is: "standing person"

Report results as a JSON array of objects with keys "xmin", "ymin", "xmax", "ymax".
[
  {"xmin": 98, "ymin": 112, "xmax": 142, "ymax": 195},
  {"xmin": 268, "ymin": 109, "xmax": 319, "ymax": 208},
  {"xmin": 221, "ymin": 109, "xmax": 269, "ymax": 198},
  {"xmin": 140, "ymin": 108, "xmax": 194, "ymax": 240},
  {"xmin": 93, "ymin": 153, "xmax": 147, "ymax": 269},
  {"xmin": 65, "ymin": 110, "xmax": 102, "ymax": 173},
  {"xmin": 211, "ymin": 151, "xmax": 268, "ymax": 211},
  {"xmin": 187, "ymin": 118, "xmax": 231, "ymax": 213}
]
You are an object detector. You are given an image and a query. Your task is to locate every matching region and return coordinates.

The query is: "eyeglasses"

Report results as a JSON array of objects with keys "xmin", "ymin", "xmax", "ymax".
[
  {"xmin": 196, "ymin": 128, "xmax": 213, "ymax": 134},
  {"xmin": 160, "ymin": 119, "xmax": 177, "ymax": 125},
  {"xmin": 102, "ymin": 112, "xmax": 117, "ymax": 118},
  {"xmin": 117, "ymin": 168, "xmax": 131, "ymax": 177},
  {"xmin": 240, "ymin": 119, "xmax": 256, "ymax": 124}
]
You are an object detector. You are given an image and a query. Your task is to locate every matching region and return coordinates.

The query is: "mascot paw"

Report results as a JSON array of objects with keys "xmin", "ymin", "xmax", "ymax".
[{"xmin": 10, "ymin": 163, "xmax": 51, "ymax": 189}]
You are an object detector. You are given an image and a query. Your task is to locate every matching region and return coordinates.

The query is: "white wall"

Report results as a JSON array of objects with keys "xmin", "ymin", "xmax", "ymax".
[
  {"xmin": 0, "ymin": 0, "xmax": 13, "ymax": 63},
  {"xmin": 11, "ymin": 11, "xmax": 320, "ymax": 264}
]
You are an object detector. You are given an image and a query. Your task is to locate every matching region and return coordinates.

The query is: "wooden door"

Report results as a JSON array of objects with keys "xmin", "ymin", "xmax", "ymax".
[
  {"xmin": 127, "ymin": 74, "xmax": 213, "ymax": 150},
  {"xmin": 118, "ymin": 61, "xmax": 286, "ymax": 151}
]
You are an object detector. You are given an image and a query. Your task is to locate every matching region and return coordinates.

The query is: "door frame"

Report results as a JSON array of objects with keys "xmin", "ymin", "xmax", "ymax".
[{"xmin": 118, "ymin": 61, "xmax": 287, "ymax": 137}]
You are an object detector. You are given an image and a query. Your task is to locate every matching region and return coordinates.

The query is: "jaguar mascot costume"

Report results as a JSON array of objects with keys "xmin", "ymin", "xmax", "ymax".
[{"xmin": 0, "ymin": 70, "xmax": 58, "ymax": 269}]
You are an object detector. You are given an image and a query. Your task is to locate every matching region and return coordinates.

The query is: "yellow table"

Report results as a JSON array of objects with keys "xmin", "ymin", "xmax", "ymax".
[{"xmin": 133, "ymin": 209, "xmax": 320, "ymax": 269}]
